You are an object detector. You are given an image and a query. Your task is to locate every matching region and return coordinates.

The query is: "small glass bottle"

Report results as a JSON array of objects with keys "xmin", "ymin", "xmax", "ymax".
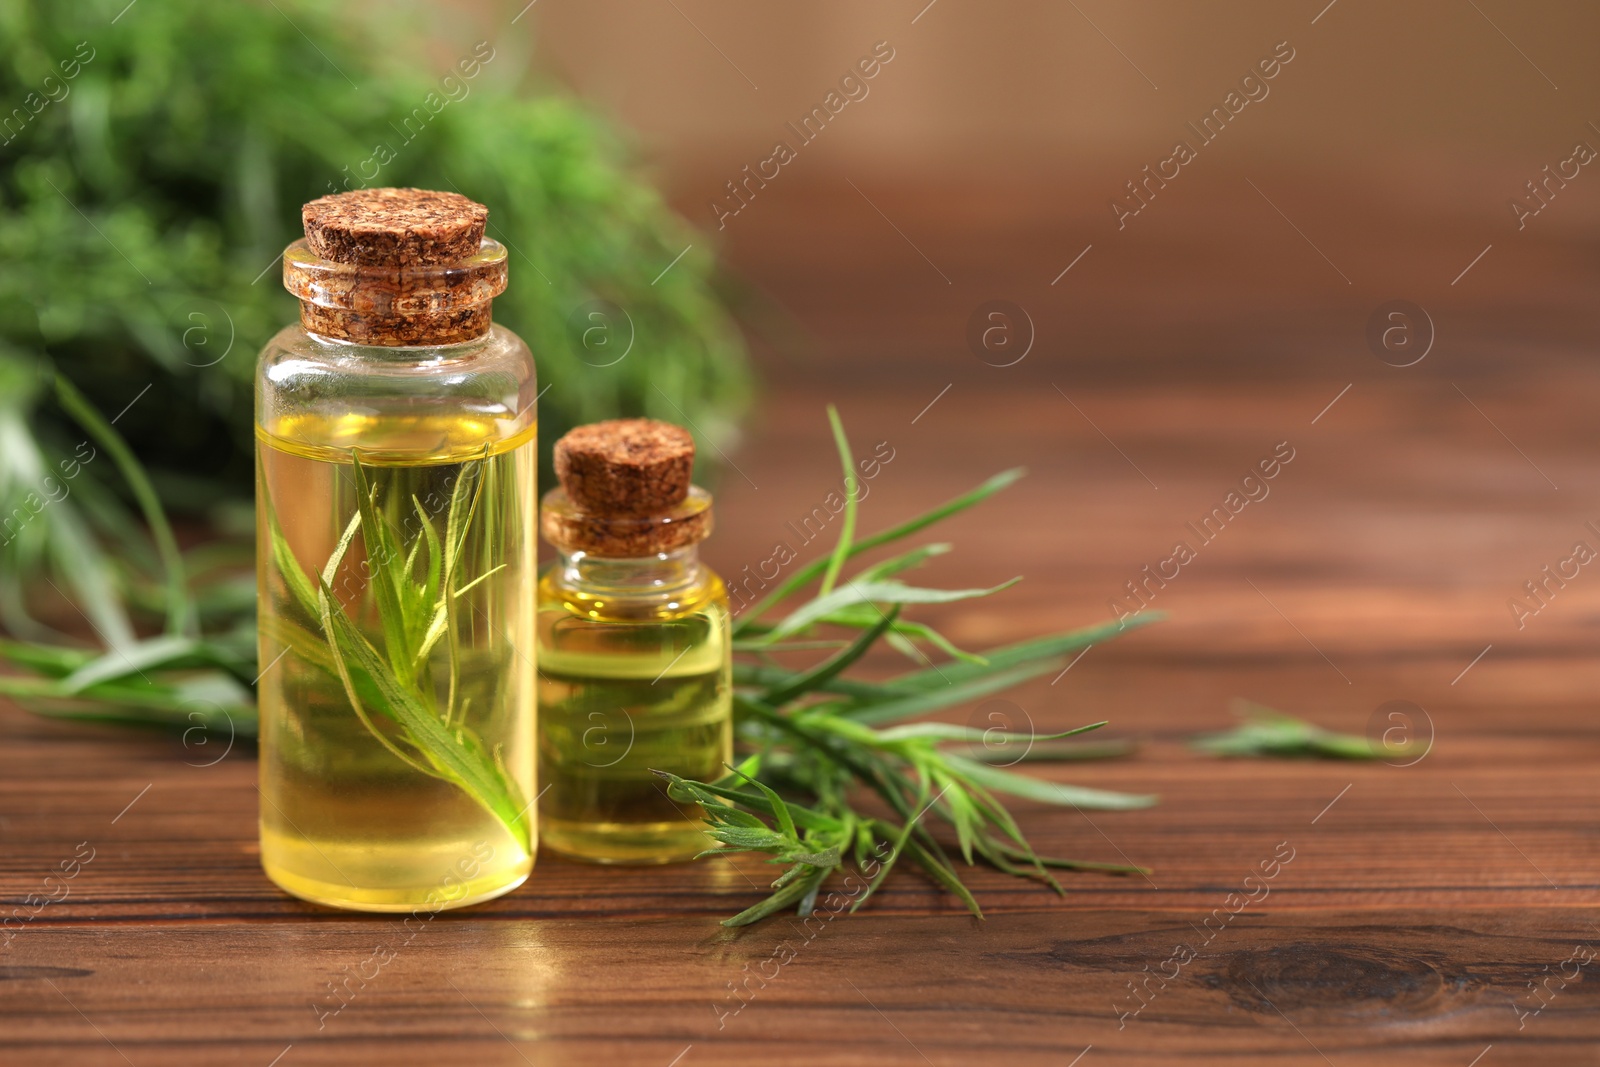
[
  {"xmin": 256, "ymin": 188, "xmax": 538, "ymax": 911},
  {"xmin": 536, "ymin": 419, "xmax": 733, "ymax": 863}
]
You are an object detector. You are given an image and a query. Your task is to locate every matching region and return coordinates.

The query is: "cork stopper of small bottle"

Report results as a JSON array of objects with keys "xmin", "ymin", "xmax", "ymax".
[
  {"xmin": 542, "ymin": 419, "xmax": 713, "ymax": 556},
  {"xmin": 282, "ymin": 187, "xmax": 508, "ymax": 345},
  {"xmin": 303, "ymin": 187, "xmax": 487, "ymax": 266}
]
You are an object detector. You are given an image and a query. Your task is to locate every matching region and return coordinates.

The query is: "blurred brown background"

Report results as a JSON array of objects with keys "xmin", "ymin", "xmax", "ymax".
[
  {"xmin": 470, "ymin": 0, "xmax": 1600, "ymax": 656},
  {"xmin": 443, "ymin": 0, "xmax": 1600, "ymax": 384},
  {"xmin": 528, "ymin": 0, "xmax": 1600, "ymax": 171}
]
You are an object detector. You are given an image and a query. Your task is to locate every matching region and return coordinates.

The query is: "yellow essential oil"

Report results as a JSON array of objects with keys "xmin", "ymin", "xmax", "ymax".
[
  {"xmin": 257, "ymin": 415, "xmax": 537, "ymax": 910},
  {"xmin": 256, "ymin": 188, "xmax": 538, "ymax": 911},
  {"xmin": 536, "ymin": 420, "xmax": 733, "ymax": 864},
  {"xmin": 536, "ymin": 558, "xmax": 731, "ymax": 862}
]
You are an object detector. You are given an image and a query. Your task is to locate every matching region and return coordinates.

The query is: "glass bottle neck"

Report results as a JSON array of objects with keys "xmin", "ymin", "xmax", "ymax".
[{"xmin": 551, "ymin": 545, "xmax": 705, "ymax": 596}]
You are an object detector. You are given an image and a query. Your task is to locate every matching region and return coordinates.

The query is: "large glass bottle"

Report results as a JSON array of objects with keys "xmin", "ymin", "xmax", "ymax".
[
  {"xmin": 535, "ymin": 420, "xmax": 733, "ymax": 863},
  {"xmin": 255, "ymin": 189, "xmax": 537, "ymax": 911}
]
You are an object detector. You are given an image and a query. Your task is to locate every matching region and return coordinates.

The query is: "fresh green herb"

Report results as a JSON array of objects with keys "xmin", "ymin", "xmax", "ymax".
[
  {"xmin": 960, "ymin": 737, "xmax": 1138, "ymax": 763},
  {"xmin": 665, "ymin": 404, "xmax": 1160, "ymax": 926},
  {"xmin": 1194, "ymin": 701, "xmax": 1380, "ymax": 760},
  {"xmin": 1, "ymin": 0, "xmax": 750, "ymax": 505},
  {"xmin": 0, "ymin": 374, "xmax": 254, "ymax": 731},
  {"xmin": 52, "ymin": 377, "xmax": 194, "ymax": 640}
]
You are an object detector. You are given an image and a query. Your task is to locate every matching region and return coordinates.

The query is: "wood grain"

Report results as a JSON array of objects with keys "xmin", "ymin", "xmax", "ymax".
[
  {"xmin": 4, "ymin": 910, "xmax": 1598, "ymax": 1066},
  {"xmin": 5, "ymin": 170, "xmax": 1600, "ymax": 1063}
]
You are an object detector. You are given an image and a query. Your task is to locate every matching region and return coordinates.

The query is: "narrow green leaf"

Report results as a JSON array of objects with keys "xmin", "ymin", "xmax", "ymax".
[
  {"xmin": 877, "ymin": 720, "xmax": 1107, "ymax": 744},
  {"xmin": 817, "ymin": 405, "xmax": 860, "ymax": 598},
  {"xmin": 785, "ymin": 846, "xmax": 842, "ymax": 868},
  {"xmin": 350, "ymin": 454, "xmax": 413, "ymax": 684},
  {"xmin": 730, "ymin": 639, "xmax": 849, "ymax": 653},
  {"xmin": 942, "ymin": 753, "xmax": 1156, "ymax": 809},
  {"xmin": 661, "ymin": 776, "xmax": 768, "ymax": 829},
  {"xmin": 755, "ymin": 578, "xmax": 1020, "ymax": 645},
  {"xmin": 846, "ymin": 660, "xmax": 1063, "ymax": 726},
  {"xmin": 975, "ymin": 833, "xmax": 1063, "ymax": 893},
  {"xmin": 884, "ymin": 618, "xmax": 987, "ymax": 666},
  {"xmin": 728, "ymin": 764, "xmax": 798, "ymax": 840},
  {"xmin": 856, "ymin": 543, "xmax": 952, "ymax": 583},
  {"xmin": 904, "ymin": 837, "xmax": 983, "ymax": 919},
  {"xmin": 413, "ymin": 496, "xmax": 443, "ymax": 608},
  {"xmin": 769, "ymin": 862, "xmax": 815, "ymax": 889},
  {"xmin": 709, "ymin": 826, "xmax": 790, "ymax": 851},
  {"xmin": 312, "ymin": 512, "xmax": 428, "ymax": 777},
  {"xmin": 795, "ymin": 863, "xmax": 831, "ymax": 916},
  {"xmin": 318, "ymin": 575, "xmax": 528, "ymax": 848},
  {"xmin": 962, "ymin": 737, "xmax": 1137, "ymax": 762},
  {"xmin": 319, "ymin": 511, "xmax": 364, "ymax": 591},
  {"xmin": 57, "ymin": 634, "xmax": 201, "ymax": 694},
  {"xmin": 0, "ymin": 638, "xmax": 96, "ymax": 677},
  {"xmin": 54, "ymin": 375, "xmax": 192, "ymax": 637},
  {"xmin": 849, "ymin": 833, "xmax": 902, "ymax": 914},
  {"xmin": 707, "ymin": 753, "xmax": 763, "ymax": 788},
  {"xmin": 443, "ymin": 452, "xmax": 487, "ymax": 589},
  {"xmin": 890, "ymin": 615, "xmax": 1161, "ymax": 692},
  {"xmin": 1194, "ymin": 702, "xmax": 1381, "ymax": 760},
  {"xmin": 723, "ymin": 865, "xmax": 831, "ymax": 927},
  {"xmin": 42, "ymin": 494, "xmax": 137, "ymax": 650},
  {"xmin": 801, "ymin": 605, "xmax": 987, "ymax": 665},
  {"xmin": 262, "ymin": 483, "xmax": 321, "ymax": 622},
  {"xmin": 940, "ymin": 772, "xmax": 978, "ymax": 864},
  {"xmin": 883, "ymin": 629, "xmax": 928, "ymax": 666},
  {"xmin": 760, "ymin": 605, "xmax": 899, "ymax": 706},
  {"xmin": 732, "ymin": 467, "xmax": 1025, "ymax": 634},
  {"xmin": 440, "ymin": 452, "xmax": 488, "ymax": 726},
  {"xmin": 11, "ymin": 683, "xmax": 257, "ymax": 736},
  {"xmin": 451, "ymin": 563, "xmax": 507, "ymax": 599},
  {"xmin": 657, "ymin": 771, "xmax": 842, "ymax": 833},
  {"xmin": 733, "ymin": 663, "xmax": 899, "ymax": 701}
]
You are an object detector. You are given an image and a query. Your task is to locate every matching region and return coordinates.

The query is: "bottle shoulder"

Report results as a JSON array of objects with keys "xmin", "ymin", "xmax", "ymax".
[
  {"xmin": 257, "ymin": 323, "xmax": 537, "ymax": 454},
  {"xmin": 258, "ymin": 322, "xmax": 535, "ymax": 382},
  {"xmin": 537, "ymin": 564, "xmax": 728, "ymax": 624}
]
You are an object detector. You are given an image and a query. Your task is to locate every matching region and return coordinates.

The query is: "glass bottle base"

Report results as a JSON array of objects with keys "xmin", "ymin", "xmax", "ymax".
[
  {"xmin": 541, "ymin": 818, "xmax": 713, "ymax": 865},
  {"xmin": 261, "ymin": 830, "xmax": 533, "ymax": 913}
]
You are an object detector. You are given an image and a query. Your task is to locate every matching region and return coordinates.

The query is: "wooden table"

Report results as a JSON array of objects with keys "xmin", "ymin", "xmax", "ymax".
[{"xmin": 5, "ymin": 171, "xmax": 1600, "ymax": 1064}]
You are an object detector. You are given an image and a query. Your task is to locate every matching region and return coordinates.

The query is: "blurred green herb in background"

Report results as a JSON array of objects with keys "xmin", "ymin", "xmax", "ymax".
[{"xmin": 0, "ymin": 0, "xmax": 749, "ymax": 504}]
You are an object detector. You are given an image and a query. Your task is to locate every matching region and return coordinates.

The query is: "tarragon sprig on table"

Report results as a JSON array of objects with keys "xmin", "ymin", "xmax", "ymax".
[
  {"xmin": 1194, "ymin": 700, "xmax": 1381, "ymax": 760},
  {"xmin": 662, "ymin": 406, "xmax": 1160, "ymax": 926}
]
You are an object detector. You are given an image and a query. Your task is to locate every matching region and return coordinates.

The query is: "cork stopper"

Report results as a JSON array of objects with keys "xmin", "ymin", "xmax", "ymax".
[
  {"xmin": 543, "ymin": 419, "xmax": 711, "ymax": 556},
  {"xmin": 555, "ymin": 419, "xmax": 695, "ymax": 515},
  {"xmin": 302, "ymin": 188, "xmax": 488, "ymax": 267},
  {"xmin": 283, "ymin": 187, "xmax": 506, "ymax": 345}
]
